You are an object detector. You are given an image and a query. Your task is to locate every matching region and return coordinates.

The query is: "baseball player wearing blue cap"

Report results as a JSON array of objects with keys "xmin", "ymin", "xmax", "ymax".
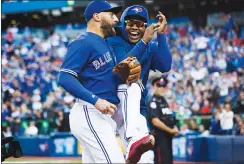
[
  {"xmin": 107, "ymin": 5, "xmax": 172, "ymax": 163},
  {"xmin": 58, "ymin": 0, "xmax": 126, "ymax": 163}
]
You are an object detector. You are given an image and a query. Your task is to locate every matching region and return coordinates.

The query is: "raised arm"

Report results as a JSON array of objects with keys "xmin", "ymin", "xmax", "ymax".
[
  {"xmin": 108, "ymin": 24, "xmax": 159, "ymax": 62},
  {"xmin": 129, "ymin": 24, "xmax": 161, "ymax": 60},
  {"xmin": 150, "ymin": 12, "xmax": 172, "ymax": 72}
]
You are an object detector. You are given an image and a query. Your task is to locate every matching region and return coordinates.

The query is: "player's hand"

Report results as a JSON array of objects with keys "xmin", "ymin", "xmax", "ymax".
[
  {"xmin": 95, "ymin": 98, "xmax": 117, "ymax": 115},
  {"xmin": 142, "ymin": 23, "xmax": 160, "ymax": 43},
  {"xmin": 156, "ymin": 11, "xmax": 167, "ymax": 34},
  {"xmin": 170, "ymin": 128, "xmax": 179, "ymax": 136}
]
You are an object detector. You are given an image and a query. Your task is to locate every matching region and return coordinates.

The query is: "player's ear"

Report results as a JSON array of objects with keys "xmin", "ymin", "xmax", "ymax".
[{"xmin": 93, "ymin": 13, "xmax": 101, "ymax": 22}]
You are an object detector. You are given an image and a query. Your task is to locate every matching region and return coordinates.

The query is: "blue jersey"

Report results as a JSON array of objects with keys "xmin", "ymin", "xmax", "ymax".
[
  {"xmin": 59, "ymin": 32, "xmax": 120, "ymax": 104},
  {"xmin": 107, "ymin": 5, "xmax": 172, "ymax": 111}
]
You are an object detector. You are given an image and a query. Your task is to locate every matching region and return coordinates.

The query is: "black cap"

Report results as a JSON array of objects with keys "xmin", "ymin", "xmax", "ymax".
[{"xmin": 151, "ymin": 77, "xmax": 168, "ymax": 87}]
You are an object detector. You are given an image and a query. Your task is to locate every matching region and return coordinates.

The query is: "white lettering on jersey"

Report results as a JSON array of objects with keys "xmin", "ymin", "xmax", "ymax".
[
  {"xmin": 161, "ymin": 108, "xmax": 172, "ymax": 115},
  {"xmin": 92, "ymin": 52, "xmax": 112, "ymax": 70},
  {"xmin": 92, "ymin": 60, "xmax": 101, "ymax": 70},
  {"xmin": 104, "ymin": 52, "xmax": 112, "ymax": 63},
  {"xmin": 99, "ymin": 57, "xmax": 106, "ymax": 66}
]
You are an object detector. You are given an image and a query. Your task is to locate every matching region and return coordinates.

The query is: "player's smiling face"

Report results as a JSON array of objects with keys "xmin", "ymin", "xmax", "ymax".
[
  {"xmin": 100, "ymin": 12, "xmax": 119, "ymax": 38},
  {"xmin": 125, "ymin": 19, "xmax": 146, "ymax": 43}
]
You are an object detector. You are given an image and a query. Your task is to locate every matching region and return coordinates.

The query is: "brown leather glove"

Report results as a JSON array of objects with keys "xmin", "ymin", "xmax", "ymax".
[{"xmin": 112, "ymin": 56, "xmax": 141, "ymax": 85}]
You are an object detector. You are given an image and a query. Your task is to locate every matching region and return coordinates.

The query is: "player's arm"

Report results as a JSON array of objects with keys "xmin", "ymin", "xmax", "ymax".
[
  {"xmin": 127, "ymin": 40, "xmax": 147, "ymax": 60},
  {"xmin": 107, "ymin": 36, "xmax": 147, "ymax": 62},
  {"xmin": 108, "ymin": 24, "xmax": 158, "ymax": 62},
  {"xmin": 128, "ymin": 23, "xmax": 160, "ymax": 61},
  {"xmin": 58, "ymin": 39, "xmax": 98, "ymax": 105},
  {"xmin": 150, "ymin": 12, "xmax": 172, "ymax": 72},
  {"xmin": 113, "ymin": 26, "xmax": 148, "ymax": 60}
]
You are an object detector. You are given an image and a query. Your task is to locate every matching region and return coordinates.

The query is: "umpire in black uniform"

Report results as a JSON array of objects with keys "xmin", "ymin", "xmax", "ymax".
[{"xmin": 147, "ymin": 77, "xmax": 179, "ymax": 164}]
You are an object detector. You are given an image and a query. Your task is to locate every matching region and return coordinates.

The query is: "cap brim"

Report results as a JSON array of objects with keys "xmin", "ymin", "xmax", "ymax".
[
  {"xmin": 125, "ymin": 15, "xmax": 147, "ymax": 23},
  {"xmin": 103, "ymin": 6, "xmax": 122, "ymax": 14}
]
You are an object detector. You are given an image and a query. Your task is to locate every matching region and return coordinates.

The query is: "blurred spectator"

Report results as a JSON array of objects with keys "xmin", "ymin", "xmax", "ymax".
[
  {"xmin": 199, "ymin": 124, "xmax": 209, "ymax": 136},
  {"xmin": 233, "ymin": 89, "xmax": 244, "ymax": 114},
  {"xmin": 200, "ymin": 100, "xmax": 211, "ymax": 115},
  {"xmin": 210, "ymin": 110, "xmax": 221, "ymax": 134},
  {"xmin": 25, "ymin": 121, "xmax": 38, "ymax": 136},
  {"xmin": 233, "ymin": 115, "xmax": 243, "ymax": 135},
  {"xmin": 189, "ymin": 119, "xmax": 199, "ymax": 132},
  {"xmin": 240, "ymin": 124, "xmax": 244, "ymax": 135},
  {"xmin": 219, "ymin": 103, "xmax": 234, "ymax": 134},
  {"xmin": 2, "ymin": 103, "xmax": 12, "ymax": 123},
  {"xmin": 9, "ymin": 106, "xmax": 21, "ymax": 136},
  {"xmin": 55, "ymin": 111, "xmax": 70, "ymax": 132},
  {"xmin": 179, "ymin": 123, "xmax": 191, "ymax": 135},
  {"xmin": 3, "ymin": 126, "xmax": 13, "ymax": 137}
]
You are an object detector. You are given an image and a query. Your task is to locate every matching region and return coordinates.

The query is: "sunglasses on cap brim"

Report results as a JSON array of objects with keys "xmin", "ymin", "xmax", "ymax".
[{"xmin": 125, "ymin": 20, "xmax": 147, "ymax": 27}]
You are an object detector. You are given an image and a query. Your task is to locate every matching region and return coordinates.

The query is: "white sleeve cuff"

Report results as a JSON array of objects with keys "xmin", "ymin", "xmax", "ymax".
[
  {"xmin": 141, "ymin": 39, "xmax": 147, "ymax": 45},
  {"xmin": 60, "ymin": 68, "xmax": 78, "ymax": 77}
]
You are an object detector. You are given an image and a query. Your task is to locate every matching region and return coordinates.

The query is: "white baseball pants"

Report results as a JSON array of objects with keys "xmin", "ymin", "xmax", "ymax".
[
  {"xmin": 114, "ymin": 83, "xmax": 152, "ymax": 163},
  {"xmin": 69, "ymin": 100, "xmax": 125, "ymax": 163},
  {"xmin": 113, "ymin": 83, "xmax": 149, "ymax": 145}
]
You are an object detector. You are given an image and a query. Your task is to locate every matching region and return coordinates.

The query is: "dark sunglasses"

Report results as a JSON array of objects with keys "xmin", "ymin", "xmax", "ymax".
[{"xmin": 125, "ymin": 20, "xmax": 147, "ymax": 27}]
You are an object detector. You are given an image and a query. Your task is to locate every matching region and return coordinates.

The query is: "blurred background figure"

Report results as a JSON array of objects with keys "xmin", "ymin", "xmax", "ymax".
[
  {"xmin": 148, "ymin": 77, "xmax": 179, "ymax": 164},
  {"xmin": 209, "ymin": 110, "xmax": 221, "ymax": 135},
  {"xmin": 179, "ymin": 124, "xmax": 191, "ymax": 136},
  {"xmin": 25, "ymin": 121, "xmax": 38, "ymax": 136},
  {"xmin": 199, "ymin": 124, "xmax": 209, "ymax": 136},
  {"xmin": 219, "ymin": 102, "xmax": 234, "ymax": 135},
  {"xmin": 233, "ymin": 89, "xmax": 244, "ymax": 114},
  {"xmin": 233, "ymin": 115, "xmax": 244, "ymax": 135}
]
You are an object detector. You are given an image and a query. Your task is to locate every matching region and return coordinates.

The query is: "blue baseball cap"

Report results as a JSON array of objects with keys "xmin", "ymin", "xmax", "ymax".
[
  {"xmin": 84, "ymin": 0, "xmax": 122, "ymax": 22},
  {"xmin": 124, "ymin": 5, "xmax": 148, "ymax": 23}
]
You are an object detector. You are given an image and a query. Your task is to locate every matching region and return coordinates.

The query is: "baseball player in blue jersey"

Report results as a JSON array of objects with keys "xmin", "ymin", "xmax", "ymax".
[
  {"xmin": 107, "ymin": 5, "xmax": 172, "ymax": 163},
  {"xmin": 58, "ymin": 1, "xmax": 126, "ymax": 163}
]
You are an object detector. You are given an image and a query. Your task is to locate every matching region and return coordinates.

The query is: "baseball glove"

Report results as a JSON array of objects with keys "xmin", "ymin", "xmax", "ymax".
[{"xmin": 112, "ymin": 56, "xmax": 141, "ymax": 85}]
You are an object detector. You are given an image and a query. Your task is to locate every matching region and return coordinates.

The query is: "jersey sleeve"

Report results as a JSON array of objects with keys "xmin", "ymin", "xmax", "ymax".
[
  {"xmin": 128, "ymin": 40, "xmax": 148, "ymax": 61},
  {"xmin": 60, "ymin": 39, "xmax": 89, "ymax": 77},
  {"xmin": 107, "ymin": 37, "xmax": 147, "ymax": 63},
  {"xmin": 150, "ymin": 34, "xmax": 172, "ymax": 72},
  {"xmin": 58, "ymin": 39, "xmax": 99, "ymax": 105}
]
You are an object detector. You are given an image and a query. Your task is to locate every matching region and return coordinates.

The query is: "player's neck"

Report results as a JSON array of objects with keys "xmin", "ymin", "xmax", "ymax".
[
  {"xmin": 87, "ymin": 24, "xmax": 105, "ymax": 38},
  {"xmin": 154, "ymin": 92, "xmax": 163, "ymax": 97}
]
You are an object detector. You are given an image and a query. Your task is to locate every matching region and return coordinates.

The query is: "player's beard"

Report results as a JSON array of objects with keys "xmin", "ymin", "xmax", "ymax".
[{"xmin": 100, "ymin": 19, "xmax": 116, "ymax": 38}]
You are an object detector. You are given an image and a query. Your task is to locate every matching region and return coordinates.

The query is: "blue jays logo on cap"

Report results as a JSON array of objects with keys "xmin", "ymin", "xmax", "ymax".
[{"xmin": 132, "ymin": 7, "xmax": 143, "ymax": 13}]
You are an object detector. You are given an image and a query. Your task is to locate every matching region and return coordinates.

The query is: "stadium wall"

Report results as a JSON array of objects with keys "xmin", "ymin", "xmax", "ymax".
[{"xmin": 16, "ymin": 133, "xmax": 244, "ymax": 162}]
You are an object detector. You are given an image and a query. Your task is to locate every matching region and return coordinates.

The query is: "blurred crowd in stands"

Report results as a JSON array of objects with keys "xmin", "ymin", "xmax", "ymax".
[{"xmin": 2, "ymin": 17, "xmax": 244, "ymax": 137}]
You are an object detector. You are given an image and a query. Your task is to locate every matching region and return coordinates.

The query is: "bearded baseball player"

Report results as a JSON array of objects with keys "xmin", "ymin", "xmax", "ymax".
[{"xmin": 58, "ymin": 1, "xmax": 126, "ymax": 163}]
